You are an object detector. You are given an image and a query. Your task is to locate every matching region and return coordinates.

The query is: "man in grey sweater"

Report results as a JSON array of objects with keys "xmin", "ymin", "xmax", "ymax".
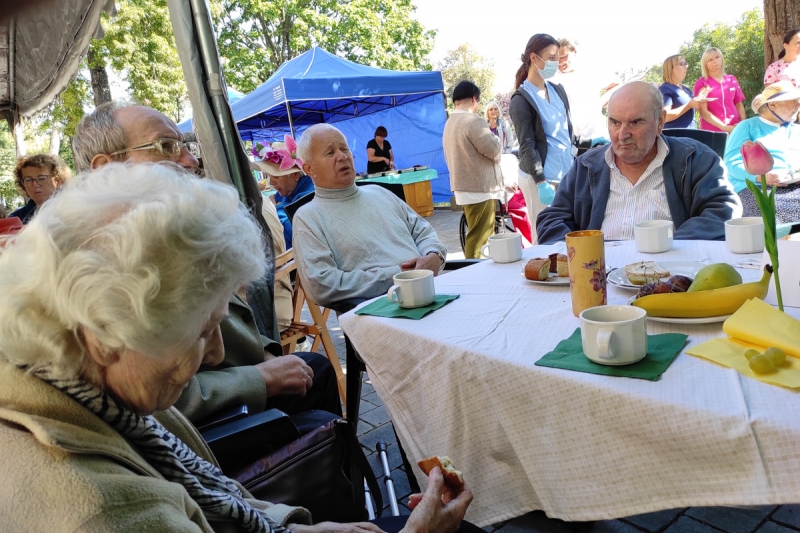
[{"xmin": 293, "ymin": 124, "xmax": 448, "ymax": 308}]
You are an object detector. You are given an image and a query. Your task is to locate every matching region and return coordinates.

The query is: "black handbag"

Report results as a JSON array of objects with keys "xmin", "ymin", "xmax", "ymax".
[{"xmin": 229, "ymin": 414, "xmax": 383, "ymax": 523}]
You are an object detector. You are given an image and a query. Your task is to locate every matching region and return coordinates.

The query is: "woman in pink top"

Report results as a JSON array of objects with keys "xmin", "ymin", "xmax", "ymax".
[
  {"xmin": 693, "ymin": 47, "xmax": 746, "ymax": 133},
  {"xmin": 764, "ymin": 29, "xmax": 800, "ymax": 88}
]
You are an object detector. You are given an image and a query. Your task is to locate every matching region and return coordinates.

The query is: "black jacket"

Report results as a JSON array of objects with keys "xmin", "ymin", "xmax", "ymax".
[{"xmin": 508, "ymin": 82, "xmax": 590, "ymax": 183}]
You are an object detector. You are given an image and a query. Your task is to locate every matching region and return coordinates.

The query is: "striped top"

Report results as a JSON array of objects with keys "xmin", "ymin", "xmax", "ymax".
[{"xmin": 600, "ymin": 137, "xmax": 673, "ymax": 240}]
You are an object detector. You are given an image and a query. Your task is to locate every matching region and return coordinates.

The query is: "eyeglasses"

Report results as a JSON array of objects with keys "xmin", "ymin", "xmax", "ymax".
[
  {"xmin": 677, "ymin": 62, "xmax": 688, "ymax": 67},
  {"xmin": 110, "ymin": 138, "xmax": 199, "ymax": 158},
  {"xmin": 22, "ymin": 175, "xmax": 52, "ymax": 186}
]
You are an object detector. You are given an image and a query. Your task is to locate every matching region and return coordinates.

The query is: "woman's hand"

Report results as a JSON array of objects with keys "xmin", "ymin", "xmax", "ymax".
[
  {"xmin": 401, "ymin": 467, "xmax": 473, "ymax": 533},
  {"xmin": 757, "ymin": 173, "xmax": 789, "ymax": 187},
  {"xmin": 289, "ymin": 522, "xmax": 386, "ymax": 533}
]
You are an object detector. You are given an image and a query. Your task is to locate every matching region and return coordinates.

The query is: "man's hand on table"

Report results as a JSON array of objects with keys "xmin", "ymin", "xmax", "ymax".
[
  {"xmin": 256, "ymin": 354, "xmax": 313, "ymax": 397},
  {"xmin": 401, "ymin": 252, "xmax": 443, "ymax": 275},
  {"xmin": 403, "ymin": 467, "xmax": 473, "ymax": 533}
]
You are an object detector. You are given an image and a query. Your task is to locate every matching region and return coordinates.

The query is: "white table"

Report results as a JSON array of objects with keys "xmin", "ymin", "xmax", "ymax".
[{"xmin": 338, "ymin": 240, "xmax": 800, "ymax": 526}]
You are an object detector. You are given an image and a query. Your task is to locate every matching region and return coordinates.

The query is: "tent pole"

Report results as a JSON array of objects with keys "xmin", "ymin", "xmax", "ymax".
[{"xmin": 285, "ymin": 100, "xmax": 295, "ymax": 138}]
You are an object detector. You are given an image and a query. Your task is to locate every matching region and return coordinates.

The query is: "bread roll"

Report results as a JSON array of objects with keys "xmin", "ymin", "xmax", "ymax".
[
  {"xmin": 525, "ymin": 258, "xmax": 551, "ymax": 281},
  {"xmin": 417, "ymin": 456, "xmax": 464, "ymax": 490}
]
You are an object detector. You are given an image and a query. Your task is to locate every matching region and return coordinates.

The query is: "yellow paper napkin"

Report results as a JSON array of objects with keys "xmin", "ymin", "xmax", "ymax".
[{"xmin": 685, "ymin": 298, "xmax": 800, "ymax": 390}]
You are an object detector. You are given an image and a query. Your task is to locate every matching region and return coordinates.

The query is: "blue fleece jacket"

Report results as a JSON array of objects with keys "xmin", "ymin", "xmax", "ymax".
[{"xmin": 536, "ymin": 135, "xmax": 742, "ymax": 244}]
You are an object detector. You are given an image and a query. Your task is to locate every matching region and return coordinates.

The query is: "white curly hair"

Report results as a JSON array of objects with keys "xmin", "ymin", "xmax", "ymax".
[{"xmin": 0, "ymin": 162, "xmax": 267, "ymax": 378}]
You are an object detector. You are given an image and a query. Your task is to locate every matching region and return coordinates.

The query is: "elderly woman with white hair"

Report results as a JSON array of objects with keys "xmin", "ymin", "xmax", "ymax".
[
  {"xmin": 484, "ymin": 101, "xmax": 515, "ymax": 154},
  {"xmin": 724, "ymin": 81, "xmax": 800, "ymax": 224},
  {"xmin": 0, "ymin": 162, "xmax": 472, "ymax": 533}
]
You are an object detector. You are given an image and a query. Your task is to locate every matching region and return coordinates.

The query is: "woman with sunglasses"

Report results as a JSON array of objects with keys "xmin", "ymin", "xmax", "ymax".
[
  {"xmin": 9, "ymin": 153, "xmax": 71, "ymax": 224},
  {"xmin": 658, "ymin": 55, "xmax": 710, "ymax": 129}
]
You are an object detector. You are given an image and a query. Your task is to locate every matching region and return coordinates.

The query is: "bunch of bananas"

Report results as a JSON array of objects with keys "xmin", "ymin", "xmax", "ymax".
[{"xmin": 631, "ymin": 265, "xmax": 773, "ymax": 318}]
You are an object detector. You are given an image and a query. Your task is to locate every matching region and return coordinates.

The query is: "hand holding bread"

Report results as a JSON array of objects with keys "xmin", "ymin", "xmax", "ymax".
[{"xmin": 404, "ymin": 456, "xmax": 472, "ymax": 533}]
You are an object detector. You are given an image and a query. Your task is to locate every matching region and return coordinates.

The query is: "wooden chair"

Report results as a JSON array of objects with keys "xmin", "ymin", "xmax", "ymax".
[{"xmin": 275, "ymin": 249, "xmax": 347, "ymax": 409}]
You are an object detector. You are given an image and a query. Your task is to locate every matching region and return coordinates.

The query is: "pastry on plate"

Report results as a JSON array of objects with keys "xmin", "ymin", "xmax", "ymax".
[{"xmin": 624, "ymin": 261, "xmax": 669, "ymax": 285}]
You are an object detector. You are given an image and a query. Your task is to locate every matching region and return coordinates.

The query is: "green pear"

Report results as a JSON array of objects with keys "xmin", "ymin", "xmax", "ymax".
[{"xmin": 687, "ymin": 263, "xmax": 743, "ymax": 292}]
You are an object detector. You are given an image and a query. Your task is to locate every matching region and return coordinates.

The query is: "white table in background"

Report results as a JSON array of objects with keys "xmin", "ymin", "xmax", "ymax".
[{"xmin": 338, "ymin": 240, "xmax": 800, "ymax": 526}]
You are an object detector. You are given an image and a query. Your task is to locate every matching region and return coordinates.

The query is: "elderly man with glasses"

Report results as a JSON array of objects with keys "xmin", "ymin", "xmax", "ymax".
[{"xmin": 71, "ymin": 103, "xmax": 342, "ymax": 432}]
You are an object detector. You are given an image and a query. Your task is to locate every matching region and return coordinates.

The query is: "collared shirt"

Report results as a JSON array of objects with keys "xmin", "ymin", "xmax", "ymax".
[{"xmin": 600, "ymin": 137, "xmax": 673, "ymax": 240}]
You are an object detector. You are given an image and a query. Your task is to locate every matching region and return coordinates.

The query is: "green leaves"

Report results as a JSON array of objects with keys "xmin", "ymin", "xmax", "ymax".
[
  {"xmin": 679, "ymin": 9, "xmax": 764, "ymax": 118},
  {"xmin": 744, "ymin": 178, "xmax": 783, "ymax": 311},
  {"xmin": 437, "ymin": 44, "xmax": 495, "ymax": 110},
  {"xmin": 213, "ymin": 0, "xmax": 435, "ymax": 94},
  {"xmin": 98, "ymin": 0, "xmax": 189, "ymax": 123}
]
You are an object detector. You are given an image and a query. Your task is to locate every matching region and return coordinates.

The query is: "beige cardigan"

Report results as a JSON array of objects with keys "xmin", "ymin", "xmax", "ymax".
[
  {"xmin": 442, "ymin": 111, "xmax": 503, "ymax": 195},
  {"xmin": 0, "ymin": 363, "xmax": 311, "ymax": 532}
]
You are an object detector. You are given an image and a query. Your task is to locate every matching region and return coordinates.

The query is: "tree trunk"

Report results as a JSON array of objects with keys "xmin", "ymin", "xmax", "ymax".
[
  {"xmin": 763, "ymin": 0, "xmax": 800, "ymax": 67},
  {"xmin": 49, "ymin": 126, "xmax": 61, "ymax": 155},
  {"xmin": 12, "ymin": 116, "xmax": 26, "ymax": 158},
  {"xmin": 87, "ymin": 48, "xmax": 112, "ymax": 106}
]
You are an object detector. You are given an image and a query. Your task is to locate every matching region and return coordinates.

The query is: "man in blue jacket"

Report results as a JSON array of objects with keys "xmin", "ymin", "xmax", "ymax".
[{"xmin": 537, "ymin": 81, "xmax": 741, "ymax": 244}]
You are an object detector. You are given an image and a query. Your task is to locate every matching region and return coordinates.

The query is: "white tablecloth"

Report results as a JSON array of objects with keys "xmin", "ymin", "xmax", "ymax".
[{"xmin": 339, "ymin": 240, "xmax": 800, "ymax": 526}]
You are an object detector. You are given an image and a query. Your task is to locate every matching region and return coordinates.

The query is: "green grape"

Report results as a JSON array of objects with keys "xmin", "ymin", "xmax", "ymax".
[
  {"xmin": 765, "ymin": 347, "xmax": 787, "ymax": 366},
  {"xmin": 743, "ymin": 349, "xmax": 761, "ymax": 360},
  {"xmin": 749, "ymin": 354, "xmax": 776, "ymax": 374}
]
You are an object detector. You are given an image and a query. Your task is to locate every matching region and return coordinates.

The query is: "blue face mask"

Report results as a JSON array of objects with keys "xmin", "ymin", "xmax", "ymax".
[{"xmin": 536, "ymin": 56, "xmax": 559, "ymax": 80}]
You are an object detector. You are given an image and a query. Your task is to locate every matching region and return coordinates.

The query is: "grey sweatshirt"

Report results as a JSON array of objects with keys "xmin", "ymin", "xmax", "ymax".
[{"xmin": 293, "ymin": 184, "xmax": 447, "ymax": 307}]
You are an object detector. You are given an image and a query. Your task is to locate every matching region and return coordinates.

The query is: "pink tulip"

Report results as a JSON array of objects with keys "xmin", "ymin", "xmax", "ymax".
[{"xmin": 740, "ymin": 141, "xmax": 774, "ymax": 176}]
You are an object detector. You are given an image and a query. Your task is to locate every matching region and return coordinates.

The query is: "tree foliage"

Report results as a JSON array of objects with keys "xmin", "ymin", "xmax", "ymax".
[
  {"xmin": 97, "ymin": 0, "xmax": 189, "ymax": 122},
  {"xmin": 214, "ymin": 0, "xmax": 436, "ymax": 93},
  {"xmin": 679, "ymin": 9, "xmax": 764, "ymax": 116},
  {"xmin": 0, "ymin": 121, "xmax": 20, "ymax": 209},
  {"xmin": 438, "ymin": 44, "xmax": 495, "ymax": 111}
]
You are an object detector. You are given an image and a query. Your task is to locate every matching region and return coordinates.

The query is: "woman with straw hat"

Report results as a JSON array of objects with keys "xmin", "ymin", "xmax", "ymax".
[{"xmin": 724, "ymin": 81, "xmax": 800, "ymax": 223}]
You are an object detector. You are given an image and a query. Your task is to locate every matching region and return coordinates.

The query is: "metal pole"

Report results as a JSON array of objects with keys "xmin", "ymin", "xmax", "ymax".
[
  {"xmin": 376, "ymin": 441, "xmax": 400, "ymax": 516},
  {"xmin": 187, "ymin": 0, "xmax": 245, "ymax": 200}
]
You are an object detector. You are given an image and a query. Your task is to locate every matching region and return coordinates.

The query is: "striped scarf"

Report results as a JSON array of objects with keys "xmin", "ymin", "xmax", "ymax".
[{"xmin": 38, "ymin": 371, "xmax": 289, "ymax": 533}]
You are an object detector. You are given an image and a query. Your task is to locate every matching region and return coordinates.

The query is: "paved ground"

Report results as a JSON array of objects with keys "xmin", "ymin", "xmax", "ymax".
[{"xmin": 308, "ymin": 207, "xmax": 800, "ymax": 533}]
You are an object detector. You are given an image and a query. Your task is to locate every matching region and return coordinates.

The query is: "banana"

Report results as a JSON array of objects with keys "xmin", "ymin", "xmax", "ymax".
[{"xmin": 632, "ymin": 265, "xmax": 773, "ymax": 318}]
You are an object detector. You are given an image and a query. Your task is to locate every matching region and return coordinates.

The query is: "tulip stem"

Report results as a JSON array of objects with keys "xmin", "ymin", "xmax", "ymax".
[{"xmin": 761, "ymin": 175, "xmax": 784, "ymax": 312}]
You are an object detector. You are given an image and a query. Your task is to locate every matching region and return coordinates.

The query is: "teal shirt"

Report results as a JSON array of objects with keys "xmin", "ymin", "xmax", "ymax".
[{"xmin": 724, "ymin": 117, "xmax": 800, "ymax": 193}]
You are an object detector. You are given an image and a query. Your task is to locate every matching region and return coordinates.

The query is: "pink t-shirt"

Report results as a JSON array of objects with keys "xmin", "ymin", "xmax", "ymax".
[
  {"xmin": 693, "ymin": 75, "xmax": 746, "ymax": 132},
  {"xmin": 764, "ymin": 59, "xmax": 800, "ymax": 88}
]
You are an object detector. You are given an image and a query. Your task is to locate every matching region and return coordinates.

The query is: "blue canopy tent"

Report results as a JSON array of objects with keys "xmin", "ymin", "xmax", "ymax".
[{"xmin": 198, "ymin": 46, "xmax": 451, "ymax": 202}]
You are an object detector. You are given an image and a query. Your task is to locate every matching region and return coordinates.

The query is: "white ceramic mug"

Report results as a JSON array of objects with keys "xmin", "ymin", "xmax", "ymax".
[
  {"xmin": 579, "ymin": 305, "xmax": 648, "ymax": 365},
  {"xmin": 725, "ymin": 217, "xmax": 765, "ymax": 254},
  {"xmin": 480, "ymin": 232, "xmax": 523, "ymax": 263},
  {"xmin": 387, "ymin": 269, "xmax": 435, "ymax": 308},
  {"xmin": 634, "ymin": 220, "xmax": 674, "ymax": 253}
]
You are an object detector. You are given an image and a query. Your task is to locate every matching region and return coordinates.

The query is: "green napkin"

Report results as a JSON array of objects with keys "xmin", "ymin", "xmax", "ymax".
[
  {"xmin": 535, "ymin": 327, "xmax": 688, "ymax": 381},
  {"xmin": 354, "ymin": 294, "xmax": 460, "ymax": 320}
]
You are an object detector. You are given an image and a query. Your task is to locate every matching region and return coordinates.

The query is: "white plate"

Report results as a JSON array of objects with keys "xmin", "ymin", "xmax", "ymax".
[
  {"xmin": 520, "ymin": 271, "xmax": 570, "ymax": 285},
  {"xmin": 626, "ymin": 296, "xmax": 731, "ymax": 324},
  {"xmin": 608, "ymin": 261, "xmax": 706, "ymax": 290}
]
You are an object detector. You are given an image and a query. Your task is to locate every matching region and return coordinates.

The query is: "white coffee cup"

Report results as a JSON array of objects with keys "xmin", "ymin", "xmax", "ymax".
[
  {"xmin": 480, "ymin": 232, "xmax": 523, "ymax": 263},
  {"xmin": 725, "ymin": 217, "xmax": 765, "ymax": 254},
  {"xmin": 579, "ymin": 305, "xmax": 648, "ymax": 365},
  {"xmin": 634, "ymin": 220, "xmax": 674, "ymax": 253},
  {"xmin": 387, "ymin": 269, "xmax": 435, "ymax": 308}
]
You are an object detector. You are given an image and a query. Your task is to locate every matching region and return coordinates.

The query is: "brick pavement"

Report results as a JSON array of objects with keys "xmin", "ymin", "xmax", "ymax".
[{"xmin": 312, "ymin": 207, "xmax": 800, "ymax": 533}]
